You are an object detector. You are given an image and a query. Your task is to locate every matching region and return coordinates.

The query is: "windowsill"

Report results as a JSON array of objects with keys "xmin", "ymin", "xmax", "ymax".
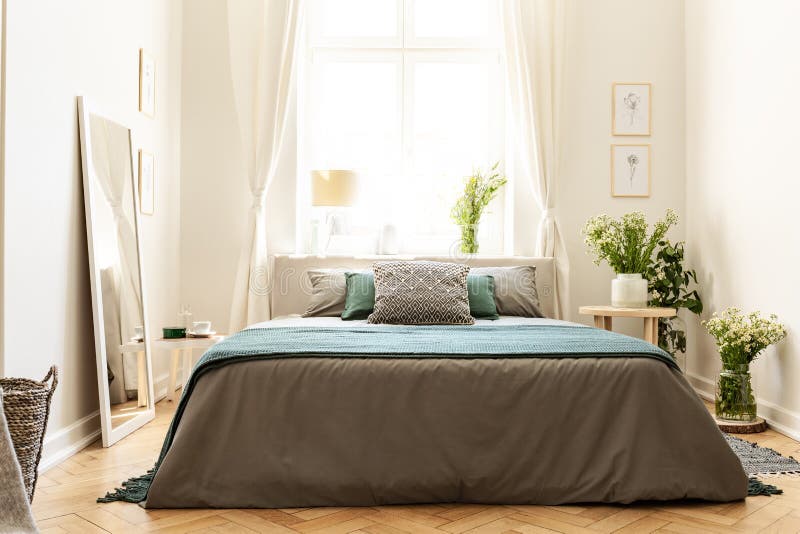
[
  {"xmin": 306, "ymin": 233, "xmax": 504, "ymax": 257},
  {"xmin": 279, "ymin": 253, "xmax": 523, "ymax": 260}
]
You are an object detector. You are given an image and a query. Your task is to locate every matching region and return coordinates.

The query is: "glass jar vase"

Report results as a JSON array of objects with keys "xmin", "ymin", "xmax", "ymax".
[
  {"xmin": 715, "ymin": 364, "xmax": 757, "ymax": 422},
  {"xmin": 459, "ymin": 224, "xmax": 479, "ymax": 254}
]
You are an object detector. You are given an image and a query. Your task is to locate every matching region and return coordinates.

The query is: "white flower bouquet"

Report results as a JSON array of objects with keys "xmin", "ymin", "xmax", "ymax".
[
  {"xmin": 703, "ymin": 308, "xmax": 787, "ymax": 368},
  {"xmin": 582, "ymin": 209, "xmax": 678, "ymax": 274}
]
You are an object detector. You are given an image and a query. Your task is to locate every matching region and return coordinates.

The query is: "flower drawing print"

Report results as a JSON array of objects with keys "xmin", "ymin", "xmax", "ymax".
[
  {"xmin": 612, "ymin": 144, "xmax": 650, "ymax": 197},
  {"xmin": 613, "ymin": 83, "xmax": 650, "ymax": 135},
  {"xmin": 623, "ymin": 92, "xmax": 640, "ymax": 126},
  {"xmin": 626, "ymin": 153, "xmax": 639, "ymax": 185}
]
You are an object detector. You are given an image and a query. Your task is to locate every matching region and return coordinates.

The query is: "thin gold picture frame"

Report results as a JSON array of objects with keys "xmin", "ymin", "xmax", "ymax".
[
  {"xmin": 138, "ymin": 149, "xmax": 154, "ymax": 215},
  {"xmin": 612, "ymin": 82, "xmax": 651, "ymax": 136},
  {"xmin": 138, "ymin": 48, "xmax": 155, "ymax": 118},
  {"xmin": 611, "ymin": 143, "xmax": 651, "ymax": 198}
]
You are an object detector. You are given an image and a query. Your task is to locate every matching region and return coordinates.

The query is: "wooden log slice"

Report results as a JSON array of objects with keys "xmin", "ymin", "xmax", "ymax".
[{"xmin": 716, "ymin": 416, "xmax": 768, "ymax": 434}]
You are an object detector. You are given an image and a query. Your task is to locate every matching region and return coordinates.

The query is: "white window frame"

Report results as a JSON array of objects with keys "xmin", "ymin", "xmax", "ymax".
[{"xmin": 297, "ymin": 0, "xmax": 507, "ymax": 255}]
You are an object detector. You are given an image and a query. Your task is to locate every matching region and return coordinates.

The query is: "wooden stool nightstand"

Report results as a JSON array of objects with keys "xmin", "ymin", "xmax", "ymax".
[{"xmin": 579, "ymin": 306, "xmax": 676, "ymax": 345}]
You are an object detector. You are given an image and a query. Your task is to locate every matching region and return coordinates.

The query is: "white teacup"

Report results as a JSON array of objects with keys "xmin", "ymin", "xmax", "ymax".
[
  {"xmin": 192, "ymin": 321, "xmax": 212, "ymax": 334},
  {"xmin": 134, "ymin": 326, "xmax": 144, "ymax": 339}
]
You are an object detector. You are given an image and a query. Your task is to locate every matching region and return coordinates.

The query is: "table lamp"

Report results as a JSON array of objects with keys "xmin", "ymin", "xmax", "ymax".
[{"xmin": 310, "ymin": 170, "xmax": 360, "ymax": 253}]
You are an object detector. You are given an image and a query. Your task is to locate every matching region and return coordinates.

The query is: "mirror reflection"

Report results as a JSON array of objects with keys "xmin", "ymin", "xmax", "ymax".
[{"xmin": 83, "ymin": 110, "xmax": 152, "ymax": 435}]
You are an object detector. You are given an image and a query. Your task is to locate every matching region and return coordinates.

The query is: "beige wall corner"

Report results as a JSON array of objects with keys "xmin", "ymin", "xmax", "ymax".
[
  {"xmin": 2, "ymin": 0, "xmax": 182, "ymax": 462},
  {"xmin": 0, "ymin": 0, "xmax": 6, "ymax": 377},
  {"xmin": 557, "ymin": 0, "xmax": 686, "ymax": 333},
  {"xmin": 684, "ymin": 0, "xmax": 800, "ymax": 436}
]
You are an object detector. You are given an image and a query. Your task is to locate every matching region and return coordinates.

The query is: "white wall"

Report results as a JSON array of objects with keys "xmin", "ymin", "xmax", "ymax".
[
  {"xmin": 180, "ymin": 0, "xmax": 296, "ymax": 332},
  {"xmin": 531, "ymin": 0, "xmax": 687, "ymax": 334},
  {"xmin": 2, "ymin": 0, "xmax": 182, "ymax": 465},
  {"xmin": 0, "ymin": 0, "xmax": 6, "ymax": 376},
  {"xmin": 181, "ymin": 0, "xmax": 687, "ymax": 334},
  {"xmin": 685, "ymin": 0, "xmax": 800, "ymax": 436}
]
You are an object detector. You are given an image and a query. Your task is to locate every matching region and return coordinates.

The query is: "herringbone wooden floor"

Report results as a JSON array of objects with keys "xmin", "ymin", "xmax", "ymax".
[{"xmin": 32, "ymin": 398, "xmax": 800, "ymax": 533}]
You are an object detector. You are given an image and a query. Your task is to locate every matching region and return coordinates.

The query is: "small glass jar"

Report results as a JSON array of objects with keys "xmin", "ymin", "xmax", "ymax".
[
  {"xmin": 715, "ymin": 364, "xmax": 757, "ymax": 422},
  {"xmin": 459, "ymin": 223, "xmax": 479, "ymax": 254}
]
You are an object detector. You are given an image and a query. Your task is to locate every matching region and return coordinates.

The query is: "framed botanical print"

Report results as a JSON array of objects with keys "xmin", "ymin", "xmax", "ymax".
[
  {"xmin": 138, "ymin": 150, "xmax": 154, "ymax": 215},
  {"xmin": 611, "ymin": 144, "xmax": 650, "ymax": 197},
  {"xmin": 139, "ymin": 49, "xmax": 155, "ymax": 117},
  {"xmin": 612, "ymin": 82, "xmax": 651, "ymax": 136}
]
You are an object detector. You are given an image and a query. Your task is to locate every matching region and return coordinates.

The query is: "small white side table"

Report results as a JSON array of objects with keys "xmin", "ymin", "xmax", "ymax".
[{"xmin": 154, "ymin": 335, "xmax": 226, "ymax": 402}]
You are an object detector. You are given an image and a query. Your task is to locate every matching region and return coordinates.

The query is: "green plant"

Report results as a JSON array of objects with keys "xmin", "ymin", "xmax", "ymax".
[
  {"xmin": 450, "ymin": 163, "xmax": 507, "ymax": 254},
  {"xmin": 645, "ymin": 240, "xmax": 703, "ymax": 355},
  {"xmin": 581, "ymin": 209, "xmax": 678, "ymax": 274}
]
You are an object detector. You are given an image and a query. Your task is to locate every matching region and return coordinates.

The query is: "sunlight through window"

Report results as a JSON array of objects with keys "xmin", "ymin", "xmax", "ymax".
[{"xmin": 299, "ymin": 0, "xmax": 505, "ymax": 254}]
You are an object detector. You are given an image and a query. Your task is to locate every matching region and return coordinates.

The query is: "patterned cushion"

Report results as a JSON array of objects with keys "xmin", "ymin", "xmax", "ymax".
[{"xmin": 367, "ymin": 261, "xmax": 474, "ymax": 325}]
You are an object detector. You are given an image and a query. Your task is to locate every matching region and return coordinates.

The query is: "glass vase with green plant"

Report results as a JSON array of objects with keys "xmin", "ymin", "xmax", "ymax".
[
  {"xmin": 702, "ymin": 308, "xmax": 787, "ymax": 421},
  {"xmin": 450, "ymin": 163, "xmax": 507, "ymax": 254},
  {"xmin": 645, "ymin": 240, "xmax": 703, "ymax": 356}
]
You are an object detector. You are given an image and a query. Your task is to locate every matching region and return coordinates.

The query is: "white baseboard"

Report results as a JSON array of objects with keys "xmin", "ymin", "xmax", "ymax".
[
  {"xmin": 687, "ymin": 372, "xmax": 800, "ymax": 441},
  {"xmin": 39, "ymin": 410, "xmax": 101, "ymax": 473},
  {"xmin": 38, "ymin": 371, "xmax": 179, "ymax": 473}
]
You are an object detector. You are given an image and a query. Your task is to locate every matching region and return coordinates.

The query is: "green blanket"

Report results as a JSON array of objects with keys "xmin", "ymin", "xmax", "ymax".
[
  {"xmin": 99, "ymin": 324, "xmax": 676, "ymax": 504},
  {"xmin": 196, "ymin": 324, "xmax": 677, "ymax": 367}
]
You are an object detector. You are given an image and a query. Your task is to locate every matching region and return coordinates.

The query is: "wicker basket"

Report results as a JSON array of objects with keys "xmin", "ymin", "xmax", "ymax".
[{"xmin": 1, "ymin": 366, "xmax": 58, "ymax": 502}]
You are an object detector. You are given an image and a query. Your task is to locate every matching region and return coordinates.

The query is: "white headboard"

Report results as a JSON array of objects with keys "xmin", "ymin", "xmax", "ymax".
[{"xmin": 270, "ymin": 255, "xmax": 556, "ymax": 318}]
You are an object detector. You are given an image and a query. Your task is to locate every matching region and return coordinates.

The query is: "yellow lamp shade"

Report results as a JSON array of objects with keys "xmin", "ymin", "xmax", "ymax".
[{"xmin": 311, "ymin": 170, "xmax": 360, "ymax": 207}]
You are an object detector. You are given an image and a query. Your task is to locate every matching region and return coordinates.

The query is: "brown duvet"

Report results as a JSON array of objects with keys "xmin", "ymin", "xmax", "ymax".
[{"xmin": 145, "ymin": 355, "xmax": 747, "ymax": 508}]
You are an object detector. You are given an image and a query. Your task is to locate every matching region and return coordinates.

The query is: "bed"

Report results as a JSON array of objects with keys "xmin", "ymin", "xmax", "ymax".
[{"xmin": 108, "ymin": 256, "xmax": 749, "ymax": 507}]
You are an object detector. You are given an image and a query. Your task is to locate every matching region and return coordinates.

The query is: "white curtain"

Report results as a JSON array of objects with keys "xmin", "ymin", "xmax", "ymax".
[
  {"xmin": 227, "ymin": 0, "xmax": 302, "ymax": 332},
  {"xmin": 89, "ymin": 115, "xmax": 142, "ymax": 322},
  {"xmin": 502, "ymin": 0, "xmax": 570, "ymax": 319},
  {"xmin": 100, "ymin": 267, "xmax": 126, "ymax": 404}
]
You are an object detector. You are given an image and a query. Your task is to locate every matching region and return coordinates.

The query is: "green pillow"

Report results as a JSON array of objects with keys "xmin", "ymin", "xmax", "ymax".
[
  {"xmin": 467, "ymin": 274, "xmax": 499, "ymax": 320},
  {"xmin": 341, "ymin": 272, "xmax": 498, "ymax": 321},
  {"xmin": 341, "ymin": 271, "xmax": 375, "ymax": 320}
]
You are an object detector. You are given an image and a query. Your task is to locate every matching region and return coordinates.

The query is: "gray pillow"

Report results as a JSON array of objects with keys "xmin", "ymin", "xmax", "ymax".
[
  {"xmin": 368, "ymin": 261, "xmax": 474, "ymax": 325},
  {"xmin": 470, "ymin": 266, "xmax": 544, "ymax": 318},
  {"xmin": 302, "ymin": 269, "xmax": 348, "ymax": 317}
]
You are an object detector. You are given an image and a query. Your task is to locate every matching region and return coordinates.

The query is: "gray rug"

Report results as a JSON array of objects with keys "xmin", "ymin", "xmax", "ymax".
[{"xmin": 725, "ymin": 433, "xmax": 800, "ymax": 476}]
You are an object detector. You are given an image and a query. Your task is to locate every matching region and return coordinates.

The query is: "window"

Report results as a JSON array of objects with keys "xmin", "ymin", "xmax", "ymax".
[{"xmin": 299, "ymin": 0, "xmax": 506, "ymax": 254}]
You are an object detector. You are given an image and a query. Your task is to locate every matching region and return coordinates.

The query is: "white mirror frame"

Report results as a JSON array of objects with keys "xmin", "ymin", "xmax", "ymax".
[{"xmin": 77, "ymin": 96, "xmax": 155, "ymax": 447}]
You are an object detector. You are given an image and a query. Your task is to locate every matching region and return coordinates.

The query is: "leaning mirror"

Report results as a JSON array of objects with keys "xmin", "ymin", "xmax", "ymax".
[{"xmin": 78, "ymin": 97, "xmax": 154, "ymax": 447}]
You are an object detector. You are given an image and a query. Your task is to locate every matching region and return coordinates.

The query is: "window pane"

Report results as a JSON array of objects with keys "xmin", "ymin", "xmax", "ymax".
[
  {"xmin": 406, "ymin": 60, "xmax": 500, "ymax": 237},
  {"xmin": 309, "ymin": 59, "xmax": 401, "ymax": 173},
  {"xmin": 412, "ymin": 61, "xmax": 493, "ymax": 172},
  {"xmin": 412, "ymin": 0, "xmax": 491, "ymax": 39},
  {"xmin": 319, "ymin": 0, "xmax": 398, "ymax": 38},
  {"xmin": 301, "ymin": 0, "xmax": 506, "ymax": 254}
]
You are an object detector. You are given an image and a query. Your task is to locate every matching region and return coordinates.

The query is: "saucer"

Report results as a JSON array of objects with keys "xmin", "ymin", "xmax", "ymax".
[{"xmin": 188, "ymin": 330, "xmax": 216, "ymax": 338}]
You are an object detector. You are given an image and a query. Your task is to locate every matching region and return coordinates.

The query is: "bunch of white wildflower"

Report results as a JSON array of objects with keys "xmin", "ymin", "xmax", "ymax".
[
  {"xmin": 581, "ymin": 209, "xmax": 678, "ymax": 274},
  {"xmin": 702, "ymin": 307, "xmax": 787, "ymax": 367}
]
